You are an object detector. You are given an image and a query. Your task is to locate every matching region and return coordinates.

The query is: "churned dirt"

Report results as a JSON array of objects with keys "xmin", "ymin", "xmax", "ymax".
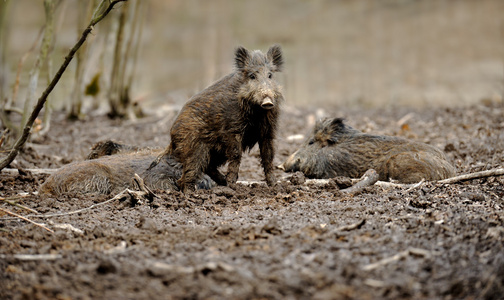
[{"xmin": 1, "ymin": 100, "xmax": 504, "ymax": 299}]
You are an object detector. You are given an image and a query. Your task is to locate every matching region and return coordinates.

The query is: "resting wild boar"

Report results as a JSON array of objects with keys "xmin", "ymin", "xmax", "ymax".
[
  {"xmin": 151, "ymin": 45, "xmax": 284, "ymax": 193},
  {"xmin": 280, "ymin": 118, "xmax": 456, "ymax": 183},
  {"xmin": 39, "ymin": 141, "xmax": 213, "ymax": 196}
]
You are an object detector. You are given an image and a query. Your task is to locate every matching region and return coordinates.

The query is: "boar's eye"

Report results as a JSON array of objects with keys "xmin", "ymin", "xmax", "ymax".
[
  {"xmin": 308, "ymin": 139, "xmax": 315, "ymax": 145},
  {"xmin": 249, "ymin": 73, "xmax": 256, "ymax": 80},
  {"xmin": 268, "ymin": 72, "xmax": 273, "ymax": 79},
  {"xmin": 327, "ymin": 137, "xmax": 337, "ymax": 145}
]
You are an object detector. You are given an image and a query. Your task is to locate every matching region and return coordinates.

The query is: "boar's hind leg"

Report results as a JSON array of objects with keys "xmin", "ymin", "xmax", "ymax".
[
  {"xmin": 178, "ymin": 146, "xmax": 210, "ymax": 193},
  {"xmin": 225, "ymin": 143, "xmax": 242, "ymax": 185},
  {"xmin": 384, "ymin": 152, "xmax": 434, "ymax": 183}
]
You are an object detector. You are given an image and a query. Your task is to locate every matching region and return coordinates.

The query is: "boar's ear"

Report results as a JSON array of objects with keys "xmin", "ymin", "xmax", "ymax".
[
  {"xmin": 235, "ymin": 46, "xmax": 250, "ymax": 70},
  {"xmin": 330, "ymin": 118, "xmax": 346, "ymax": 132},
  {"xmin": 267, "ymin": 44, "xmax": 283, "ymax": 72}
]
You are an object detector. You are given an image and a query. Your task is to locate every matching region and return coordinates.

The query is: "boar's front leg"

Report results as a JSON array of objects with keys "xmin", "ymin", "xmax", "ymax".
[{"xmin": 259, "ymin": 137, "xmax": 276, "ymax": 186}]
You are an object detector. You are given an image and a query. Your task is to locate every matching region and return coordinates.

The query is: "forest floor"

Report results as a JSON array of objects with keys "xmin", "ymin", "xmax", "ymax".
[{"xmin": 1, "ymin": 100, "xmax": 504, "ymax": 299}]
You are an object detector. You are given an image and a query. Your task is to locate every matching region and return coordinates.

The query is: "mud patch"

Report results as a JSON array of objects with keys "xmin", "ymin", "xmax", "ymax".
[{"xmin": 1, "ymin": 101, "xmax": 504, "ymax": 299}]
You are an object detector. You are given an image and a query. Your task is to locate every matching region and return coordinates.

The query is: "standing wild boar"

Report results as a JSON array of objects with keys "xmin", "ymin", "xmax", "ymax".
[
  {"xmin": 280, "ymin": 118, "xmax": 456, "ymax": 183},
  {"xmin": 152, "ymin": 45, "xmax": 284, "ymax": 193},
  {"xmin": 39, "ymin": 140, "xmax": 214, "ymax": 196}
]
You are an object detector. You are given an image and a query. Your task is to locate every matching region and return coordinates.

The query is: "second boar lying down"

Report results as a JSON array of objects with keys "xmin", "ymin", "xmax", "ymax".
[
  {"xmin": 39, "ymin": 140, "xmax": 214, "ymax": 196},
  {"xmin": 280, "ymin": 118, "xmax": 456, "ymax": 183}
]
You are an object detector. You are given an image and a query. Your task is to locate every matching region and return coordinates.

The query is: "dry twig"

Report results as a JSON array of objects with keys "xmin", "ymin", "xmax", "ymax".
[
  {"xmin": 341, "ymin": 169, "xmax": 379, "ymax": 194},
  {"xmin": 404, "ymin": 179, "xmax": 425, "ymax": 193},
  {"xmin": 438, "ymin": 168, "xmax": 504, "ymax": 184},
  {"xmin": 0, "ymin": 207, "xmax": 53, "ymax": 233},
  {"xmin": 334, "ymin": 219, "xmax": 366, "ymax": 232},
  {"xmin": 32, "ymin": 188, "xmax": 128, "ymax": 218},
  {"xmin": 0, "ymin": 253, "xmax": 62, "ymax": 261},
  {"xmin": 133, "ymin": 173, "xmax": 157, "ymax": 199},
  {"xmin": 362, "ymin": 247, "xmax": 432, "ymax": 271},
  {"xmin": 0, "ymin": 188, "xmax": 127, "ymax": 221},
  {"xmin": 1, "ymin": 168, "xmax": 55, "ymax": 175},
  {"xmin": 51, "ymin": 223, "xmax": 84, "ymax": 234},
  {"xmin": 1, "ymin": 196, "xmax": 39, "ymax": 214}
]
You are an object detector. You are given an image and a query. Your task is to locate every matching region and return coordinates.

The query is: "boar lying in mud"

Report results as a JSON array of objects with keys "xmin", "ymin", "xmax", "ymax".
[
  {"xmin": 39, "ymin": 141, "xmax": 214, "ymax": 196},
  {"xmin": 151, "ymin": 45, "xmax": 284, "ymax": 193},
  {"xmin": 280, "ymin": 118, "xmax": 456, "ymax": 183}
]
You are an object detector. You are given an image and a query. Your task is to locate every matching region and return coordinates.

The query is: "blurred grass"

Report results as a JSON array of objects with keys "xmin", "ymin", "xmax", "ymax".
[{"xmin": 2, "ymin": 0, "xmax": 503, "ymax": 111}]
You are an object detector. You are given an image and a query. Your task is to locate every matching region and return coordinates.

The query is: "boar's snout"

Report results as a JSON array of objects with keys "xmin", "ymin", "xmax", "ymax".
[{"xmin": 261, "ymin": 97, "xmax": 274, "ymax": 110}]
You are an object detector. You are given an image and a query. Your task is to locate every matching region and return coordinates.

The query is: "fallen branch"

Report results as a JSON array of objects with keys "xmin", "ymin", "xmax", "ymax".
[
  {"xmin": 0, "ymin": 0, "xmax": 127, "ymax": 171},
  {"xmin": 0, "ymin": 207, "xmax": 53, "ymax": 233},
  {"xmin": 235, "ymin": 180, "xmax": 267, "ymax": 186},
  {"xmin": 374, "ymin": 181, "xmax": 413, "ymax": 189},
  {"xmin": 305, "ymin": 178, "xmax": 332, "ymax": 186},
  {"xmin": 238, "ymin": 174, "xmax": 402, "ymax": 189},
  {"xmin": 104, "ymin": 241, "xmax": 127, "ymax": 254},
  {"xmin": 285, "ymin": 167, "xmax": 504, "ymax": 189},
  {"xmin": 147, "ymin": 260, "xmax": 235, "ymax": 277},
  {"xmin": 0, "ymin": 197, "xmax": 39, "ymax": 214},
  {"xmin": 0, "ymin": 253, "xmax": 62, "ymax": 261},
  {"xmin": 1, "ymin": 168, "xmax": 56, "ymax": 175},
  {"xmin": 404, "ymin": 179, "xmax": 425, "ymax": 193},
  {"xmin": 364, "ymin": 279, "xmax": 387, "ymax": 288},
  {"xmin": 32, "ymin": 188, "xmax": 128, "ymax": 218},
  {"xmin": 133, "ymin": 173, "xmax": 157, "ymax": 199},
  {"xmin": 0, "ymin": 188, "xmax": 127, "ymax": 221},
  {"xmin": 341, "ymin": 169, "xmax": 379, "ymax": 194},
  {"xmin": 362, "ymin": 247, "xmax": 432, "ymax": 271},
  {"xmin": 438, "ymin": 168, "xmax": 504, "ymax": 184},
  {"xmin": 335, "ymin": 219, "xmax": 366, "ymax": 232},
  {"xmin": 51, "ymin": 223, "xmax": 84, "ymax": 235},
  {"xmin": 362, "ymin": 250, "xmax": 409, "ymax": 271}
]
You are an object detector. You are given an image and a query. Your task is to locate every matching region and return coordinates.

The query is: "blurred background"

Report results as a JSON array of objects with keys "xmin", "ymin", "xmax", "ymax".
[{"xmin": 0, "ymin": 0, "xmax": 503, "ymax": 117}]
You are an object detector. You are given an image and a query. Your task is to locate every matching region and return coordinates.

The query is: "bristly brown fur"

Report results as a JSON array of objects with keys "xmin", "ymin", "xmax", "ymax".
[
  {"xmin": 39, "ymin": 141, "xmax": 214, "ymax": 196},
  {"xmin": 282, "ymin": 118, "xmax": 456, "ymax": 183},
  {"xmin": 163, "ymin": 45, "xmax": 285, "ymax": 193}
]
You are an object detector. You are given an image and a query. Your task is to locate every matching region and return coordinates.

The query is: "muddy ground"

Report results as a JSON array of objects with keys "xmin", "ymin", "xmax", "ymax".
[{"xmin": 1, "ymin": 100, "xmax": 503, "ymax": 299}]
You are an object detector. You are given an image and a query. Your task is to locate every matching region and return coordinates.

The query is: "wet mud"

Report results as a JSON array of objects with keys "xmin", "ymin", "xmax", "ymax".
[{"xmin": 1, "ymin": 101, "xmax": 504, "ymax": 299}]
